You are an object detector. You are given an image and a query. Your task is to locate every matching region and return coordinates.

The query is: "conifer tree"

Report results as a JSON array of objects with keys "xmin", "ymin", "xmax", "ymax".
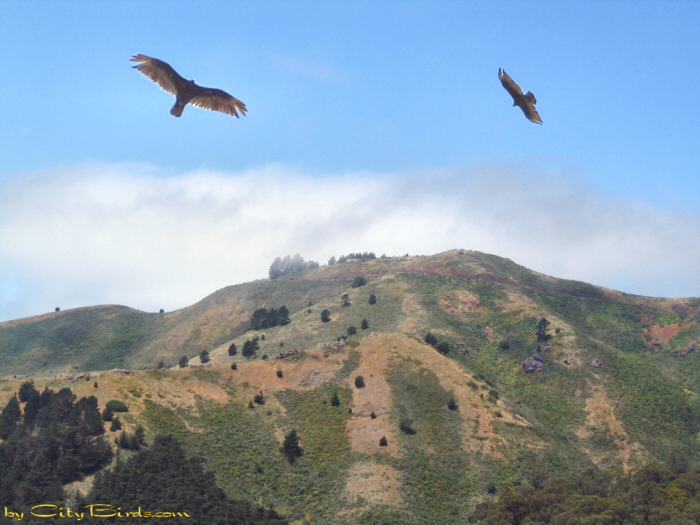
[{"xmin": 0, "ymin": 395, "xmax": 21, "ymax": 439}]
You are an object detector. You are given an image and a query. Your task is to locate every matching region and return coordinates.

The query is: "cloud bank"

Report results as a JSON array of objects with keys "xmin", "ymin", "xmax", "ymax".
[{"xmin": 1, "ymin": 163, "xmax": 699, "ymax": 322}]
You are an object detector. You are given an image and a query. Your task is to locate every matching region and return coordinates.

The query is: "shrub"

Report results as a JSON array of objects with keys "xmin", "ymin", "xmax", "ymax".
[
  {"xmin": 157, "ymin": 360, "xmax": 165, "ymax": 369},
  {"xmin": 331, "ymin": 392, "xmax": 340, "ymax": 407},
  {"xmin": 424, "ymin": 332, "xmax": 438, "ymax": 346},
  {"xmin": 261, "ymin": 354, "xmax": 268, "ymax": 360},
  {"xmin": 248, "ymin": 400, "xmax": 254, "ymax": 409},
  {"xmin": 436, "ymin": 341, "xmax": 450, "ymax": 355},
  {"xmin": 347, "ymin": 325, "xmax": 357, "ymax": 335},
  {"xmin": 467, "ymin": 381, "xmax": 478, "ymax": 390},
  {"xmin": 354, "ymin": 375, "xmax": 365, "ymax": 388},
  {"xmin": 102, "ymin": 407, "xmax": 114, "ymax": 422},
  {"xmin": 399, "ymin": 417, "xmax": 415, "ymax": 434},
  {"xmin": 351, "ymin": 276, "xmax": 367, "ymax": 288},
  {"xmin": 486, "ymin": 482, "xmax": 497, "ymax": 494},
  {"xmin": 231, "ymin": 363, "xmax": 237, "ymax": 370},
  {"xmin": 448, "ymin": 398, "xmax": 458, "ymax": 411},
  {"xmin": 276, "ymin": 370, "xmax": 283, "ymax": 378},
  {"xmin": 361, "ymin": 319, "xmax": 369, "ymax": 330},
  {"xmin": 105, "ymin": 400, "xmax": 129, "ymax": 413},
  {"xmin": 110, "ymin": 417, "xmax": 122, "ymax": 432},
  {"xmin": 280, "ymin": 342, "xmax": 284, "ymax": 347},
  {"xmin": 254, "ymin": 392, "xmax": 265, "ymax": 405},
  {"xmin": 499, "ymin": 340, "xmax": 510, "ymax": 350},
  {"xmin": 321, "ymin": 309, "xmax": 331, "ymax": 323},
  {"xmin": 93, "ymin": 381, "xmax": 98, "ymax": 388},
  {"xmin": 261, "ymin": 334, "xmax": 265, "ymax": 340},
  {"xmin": 369, "ymin": 294, "xmax": 377, "ymax": 305},
  {"xmin": 379, "ymin": 436, "xmax": 388, "ymax": 447}
]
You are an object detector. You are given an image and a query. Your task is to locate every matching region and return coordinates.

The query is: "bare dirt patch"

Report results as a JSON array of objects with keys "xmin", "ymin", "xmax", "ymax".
[
  {"xmin": 576, "ymin": 388, "xmax": 645, "ymax": 472},
  {"xmin": 345, "ymin": 335, "xmax": 535, "ymax": 459},
  {"xmin": 643, "ymin": 324, "xmax": 683, "ymax": 346},
  {"xmin": 439, "ymin": 290, "xmax": 483, "ymax": 317}
]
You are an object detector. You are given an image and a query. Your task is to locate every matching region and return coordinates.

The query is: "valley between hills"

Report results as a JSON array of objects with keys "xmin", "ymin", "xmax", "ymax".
[{"xmin": 1, "ymin": 250, "xmax": 699, "ymax": 523}]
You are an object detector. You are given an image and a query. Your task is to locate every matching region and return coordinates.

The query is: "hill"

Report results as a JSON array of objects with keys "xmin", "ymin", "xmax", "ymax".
[{"xmin": 1, "ymin": 249, "xmax": 699, "ymax": 523}]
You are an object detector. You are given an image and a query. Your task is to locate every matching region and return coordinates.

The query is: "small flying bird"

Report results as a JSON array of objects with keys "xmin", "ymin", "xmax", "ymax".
[
  {"xmin": 498, "ymin": 68, "xmax": 542, "ymax": 124},
  {"xmin": 131, "ymin": 54, "xmax": 247, "ymax": 118}
]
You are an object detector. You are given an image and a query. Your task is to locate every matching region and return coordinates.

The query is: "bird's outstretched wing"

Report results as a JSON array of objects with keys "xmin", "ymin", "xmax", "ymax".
[
  {"xmin": 498, "ymin": 68, "xmax": 524, "ymax": 100},
  {"xmin": 190, "ymin": 87, "xmax": 248, "ymax": 118},
  {"xmin": 521, "ymin": 97, "xmax": 543, "ymax": 124},
  {"xmin": 130, "ymin": 54, "xmax": 187, "ymax": 96}
]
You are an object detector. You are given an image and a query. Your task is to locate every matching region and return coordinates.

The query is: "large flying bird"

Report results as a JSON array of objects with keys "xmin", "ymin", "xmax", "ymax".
[
  {"xmin": 498, "ymin": 68, "xmax": 542, "ymax": 124},
  {"xmin": 131, "ymin": 54, "xmax": 247, "ymax": 118}
]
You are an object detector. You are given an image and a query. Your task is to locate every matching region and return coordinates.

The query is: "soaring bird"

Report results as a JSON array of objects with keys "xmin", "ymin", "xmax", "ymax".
[
  {"xmin": 498, "ymin": 68, "xmax": 542, "ymax": 124},
  {"xmin": 131, "ymin": 54, "xmax": 247, "ymax": 118}
]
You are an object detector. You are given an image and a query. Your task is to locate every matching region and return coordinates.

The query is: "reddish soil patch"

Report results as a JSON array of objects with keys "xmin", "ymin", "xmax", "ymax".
[{"xmin": 643, "ymin": 324, "xmax": 683, "ymax": 346}]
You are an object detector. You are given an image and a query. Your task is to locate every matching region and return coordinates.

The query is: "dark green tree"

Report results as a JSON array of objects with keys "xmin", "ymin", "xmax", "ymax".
[
  {"xmin": 354, "ymin": 375, "xmax": 365, "ymax": 388},
  {"xmin": 448, "ymin": 398, "xmax": 458, "ymax": 411},
  {"xmin": 331, "ymin": 392, "xmax": 340, "ymax": 407},
  {"xmin": 321, "ymin": 309, "xmax": 331, "ymax": 323},
  {"xmin": 18, "ymin": 380, "xmax": 36, "ymax": 402},
  {"xmin": 399, "ymin": 418, "xmax": 415, "ymax": 434},
  {"xmin": 351, "ymin": 276, "xmax": 367, "ymax": 288},
  {"xmin": 369, "ymin": 294, "xmax": 377, "ymax": 305},
  {"xmin": 361, "ymin": 319, "xmax": 369, "ymax": 329},
  {"xmin": 347, "ymin": 325, "xmax": 357, "ymax": 335},
  {"xmin": 281, "ymin": 430, "xmax": 303, "ymax": 464},
  {"xmin": 157, "ymin": 360, "xmax": 165, "ymax": 369},
  {"xmin": 242, "ymin": 339, "xmax": 257, "ymax": 359},
  {"xmin": 424, "ymin": 332, "xmax": 438, "ymax": 346},
  {"xmin": 0, "ymin": 395, "xmax": 21, "ymax": 439},
  {"xmin": 341, "ymin": 293, "xmax": 350, "ymax": 307},
  {"xmin": 110, "ymin": 417, "xmax": 122, "ymax": 432},
  {"xmin": 277, "ymin": 370, "xmax": 283, "ymax": 378},
  {"xmin": 179, "ymin": 355, "xmax": 189, "ymax": 368},
  {"xmin": 102, "ymin": 406, "xmax": 114, "ymax": 422},
  {"xmin": 370, "ymin": 411, "xmax": 376, "ymax": 419},
  {"xmin": 436, "ymin": 341, "xmax": 450, "ymax": 355},
  {"xmin": 536, "ymin": 317, "xmax": 552, "ymax": 342},
  {"xmin": 200, "ymin": 350, "xmax": 210, "ymax": 363},
  {"xmin": 379, "ymin": 436, "xmax": 388, "ymax": 446},
  {"xmin": 228, "ymin": 342, "xmax": 237, "ymax": 356}
]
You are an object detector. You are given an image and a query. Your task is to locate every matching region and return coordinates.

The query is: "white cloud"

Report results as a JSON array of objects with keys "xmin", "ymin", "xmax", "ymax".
[{"xmin": 1, "ymin": 162, "xmax": 699, "ymax": 322}]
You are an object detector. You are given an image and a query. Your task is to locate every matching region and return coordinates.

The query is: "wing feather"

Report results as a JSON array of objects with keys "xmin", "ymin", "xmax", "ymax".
[
  {"xmin": 498, "ymin": 68, "xmax": 524, "ymax": 99},
  {"xmin": 130, "ymin": 54, "xmax": 186, "ymax": 96},
  {"xmin": 190, "ymin": 87, "xmax": 248, "ymax": 118}
]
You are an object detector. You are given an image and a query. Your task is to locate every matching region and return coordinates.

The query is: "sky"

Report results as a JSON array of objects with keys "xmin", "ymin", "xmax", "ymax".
[{"xmin": 1, "ymin": 1, "xmax": 699, "ymax": 322}]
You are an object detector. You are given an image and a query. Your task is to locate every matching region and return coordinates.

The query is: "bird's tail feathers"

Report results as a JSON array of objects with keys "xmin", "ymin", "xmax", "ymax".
[{"xmin": 170, "ymin": 101, "xmax": 184, "ymax": 117}]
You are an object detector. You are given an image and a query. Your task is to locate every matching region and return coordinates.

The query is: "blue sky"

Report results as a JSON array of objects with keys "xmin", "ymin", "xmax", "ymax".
[{"xmin": 1, "ymin": 1, "xmax": 699, "ymax": 322}]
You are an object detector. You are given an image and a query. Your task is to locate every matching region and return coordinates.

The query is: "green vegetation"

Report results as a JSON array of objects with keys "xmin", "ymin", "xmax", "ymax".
[
  {"xmin": 89, "ymin": 434, "xmax": 288, "ymax": 524},
  {"xmin": 473, "ymin": 462, "xmax": 700, "ymax": 524},
  {"xmin": 351, "ymin": 276, "xmax": 367, "ymax": 288},
  {"xmin": 105, "ymin": 400, "xmax": 128, "ymax": 413}
]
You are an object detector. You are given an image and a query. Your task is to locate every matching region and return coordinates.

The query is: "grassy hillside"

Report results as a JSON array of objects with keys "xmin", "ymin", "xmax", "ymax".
[{"xmin": 1, "ymin": 249, "xmax": 699, "ymax": 522}]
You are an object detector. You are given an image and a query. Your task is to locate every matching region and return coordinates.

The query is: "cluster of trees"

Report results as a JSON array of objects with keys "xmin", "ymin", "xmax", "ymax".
[
  {"xmin": 424, "ymin": 332, "xmax": 451, "ymax": 355},
  {"xmin": 250, "ymin": 306, "xmax": 290, "ymax": 330},
  {"xmin": 89, "ymin": 434, "xmax": 288, "ymax": 524},
  {"xmin": 0, "ymin": 383, "xmax": 113, "ymax": 507},
  {"xmin": 328, "ymin": 252, "xmax": 377, "ymax": 265},
  {"xmin": 472, "ymin": 462, "xmax": 700, "ymax": 524},
  {"xmin": 242, "ymin": 337, "xmax": 261, "ymax": 359},
  {"xmin": 268, "ymin": 254, "xmax": 319, "ymax": 280}
]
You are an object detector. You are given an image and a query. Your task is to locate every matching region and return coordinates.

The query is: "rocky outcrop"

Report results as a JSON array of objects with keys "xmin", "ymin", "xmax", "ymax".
[
  {"xmin": 675, "ymin": 343, "xmax": 695, "ymax": 357},
  {"xmin": 454, "ymin": 343, "xmax": 475, "ymax": 359},
  {"xmin": 522, "ymin": 356, "xmax": 543, "ymax": 373}
]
